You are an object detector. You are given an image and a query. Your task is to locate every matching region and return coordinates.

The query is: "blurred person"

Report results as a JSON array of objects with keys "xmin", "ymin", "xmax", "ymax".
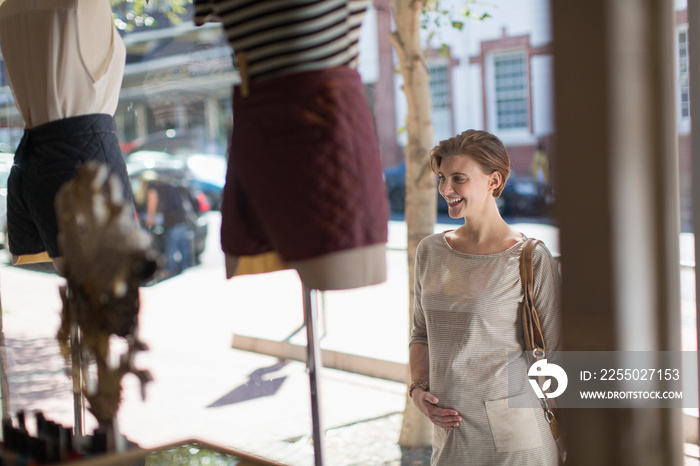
[
  {"xmin": 0, "ymin": 0, "xmax": 133, "ymax": 273},
  {"xmin": 193, "ymin": 0, "xmax": 388, "ymax": 291},
  {"xmin": 144, "ymin": 174, "xmax": 193, "ymax": 277},
  {"xmin": 132, "ymin": 171, "xmax": 157, "ymax": 216},
  {"xmin": 530, "ymin": 142, "xmax": 550, "ymax": 184},
  {"xmin": 409, "ymin": 130, "xmax": 561, "ymax": 465}
]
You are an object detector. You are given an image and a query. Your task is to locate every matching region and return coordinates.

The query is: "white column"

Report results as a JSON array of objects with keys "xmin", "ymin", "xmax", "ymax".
[
  {"xmin": 688, "ymin": 0, "xmax": 700, "ymax": 451},
  {"xmin": 205, "ymin": 97, "xmax": 219, "ymax": 147},
  {"xmin": 175, "ymin": 103, "xmax": 187, "ymax": 130},
  {"xmin": 135, "ymin": 102, "xmax": 148, "ymax": 141},
  {"xmin": 552, "ymin": 0, "xmax": 683, "ymax": 464}
]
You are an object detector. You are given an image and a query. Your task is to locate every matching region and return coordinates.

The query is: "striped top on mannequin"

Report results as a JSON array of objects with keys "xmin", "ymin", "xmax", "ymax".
[{"xmin": 193, "ymin": 0, "xmax": 369, "ymax": 86}]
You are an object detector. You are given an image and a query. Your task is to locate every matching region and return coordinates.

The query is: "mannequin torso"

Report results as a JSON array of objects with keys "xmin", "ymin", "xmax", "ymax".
[
  {"xmin": 0, "ymin": 0, "xmax": 125, "ymax": 127},
  {"xmin": 198, "ymin": 1, "xmax": 389, "ymax": 291},
  {"xmin": 225, "ymin": 244, "xmax": 387, "ymax": 291},
  {"xmin": 76, "ymin": 0, "xmax": 114, "ymax": 80},
  {"xmin": 0, "ymin": 0, "xmax": 131, "ymax": 268}
]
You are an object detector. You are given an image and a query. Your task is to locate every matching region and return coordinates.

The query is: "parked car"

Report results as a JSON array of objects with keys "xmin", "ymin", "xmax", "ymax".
[
  {"xmin": 0, "ymin": 152, "xmax": 14, "ymax": 165},
  {"xmin": 127, "ymin": 151, "xmax": 210, "ymax": 265},
  {"xmin": 383, "ymin": 161, "xmax": 554, "ymax": 217},
  {"xmin": 184, "ymin": 153, "xmax": 227, "ymax": 211},
  {"xmin": 0, "ymin": 158, "xmax": 11, "ymax": 248},
  {"xmin": 127, "ymin": 141, "xmax": 227, "ymax": 211},
  {"xmin": 383, "ymin": 161, "xmax": 408, "ymax": 213},
  {"xmin": 497, "ymin": 175, "xmax": 554, "ymax": 217}
]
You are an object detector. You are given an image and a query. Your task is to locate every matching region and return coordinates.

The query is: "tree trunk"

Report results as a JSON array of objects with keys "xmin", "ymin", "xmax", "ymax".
[{"xmin": 390, "ymin": 0, "xmax": 437, "ymax": 448}]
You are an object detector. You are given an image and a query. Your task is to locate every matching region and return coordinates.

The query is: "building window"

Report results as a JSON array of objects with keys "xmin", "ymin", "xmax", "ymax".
[
  {"xmin": 428, "ymin": 63, "xmax": 449, "ymax": 109},
  {"xmin": 428, "ymin": 62, "xmax": 453, "ymax": 143},
  {"xmin": 493, "ymin": 51, "xmax": 528, "ymax": 130},
  {"xmin": 678, "ymin": 28, "xmax": 690, "ymax": 119}
]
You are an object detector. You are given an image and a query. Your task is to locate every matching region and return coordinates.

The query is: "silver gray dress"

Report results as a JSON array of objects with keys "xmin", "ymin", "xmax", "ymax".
[{"xmin": 410, "ymin": 233, "xmax": 561, "ymax": 465}]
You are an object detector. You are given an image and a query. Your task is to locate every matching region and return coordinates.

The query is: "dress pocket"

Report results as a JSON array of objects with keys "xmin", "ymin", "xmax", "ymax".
[
  {"xmin": 484, "ymin": 394, "xmax": 543, "ymax": 452},
  {"xmin": 433, "ymin": 424, "xmax": 447, "ymax": 450}
]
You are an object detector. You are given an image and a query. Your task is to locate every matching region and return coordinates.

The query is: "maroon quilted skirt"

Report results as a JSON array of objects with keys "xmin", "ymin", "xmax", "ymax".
[{"xmin": 221, "ymin": 66, "xmax": 388, "ymax": 262}]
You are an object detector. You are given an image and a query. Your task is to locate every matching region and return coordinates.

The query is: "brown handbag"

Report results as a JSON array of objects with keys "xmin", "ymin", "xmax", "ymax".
[{"xmin": 520, "ymin": 237, "xmax": 567, "ymax": 463}]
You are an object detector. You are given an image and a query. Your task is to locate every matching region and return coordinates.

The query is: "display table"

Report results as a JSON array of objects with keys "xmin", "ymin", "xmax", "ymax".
[{"xmin": 62, "ymin": 439, "xmax": 285, "ymax": 466}]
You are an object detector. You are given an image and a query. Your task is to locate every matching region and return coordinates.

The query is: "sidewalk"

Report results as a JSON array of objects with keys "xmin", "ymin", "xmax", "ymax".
[
  {"xmin": 0, "ymin": 216, "xmax": 696, "ymax": 465},
  {"xmin": 0, "ymin": 218, "xmax": 426, "ymax": 465}
]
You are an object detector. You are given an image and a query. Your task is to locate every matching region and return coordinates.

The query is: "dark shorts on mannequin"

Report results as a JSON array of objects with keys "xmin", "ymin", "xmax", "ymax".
[
  {"xmin": 221, "ymin": 67, "xmax": 388, "ymax": 262},
  {"xmin": 7, "ymin": 113, "xmax": 133, "ymax": 258}
]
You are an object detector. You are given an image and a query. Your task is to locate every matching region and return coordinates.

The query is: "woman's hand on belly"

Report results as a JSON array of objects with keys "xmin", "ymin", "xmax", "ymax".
[{"xmin": 412, "ymin": 389, "xmax": 462, "ymax": 430}]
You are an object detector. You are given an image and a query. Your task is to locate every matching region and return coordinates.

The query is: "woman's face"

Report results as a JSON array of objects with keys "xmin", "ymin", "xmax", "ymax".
[{"xmin": 437, "ymin": 154, "xmax": 500, "ymax": 219}]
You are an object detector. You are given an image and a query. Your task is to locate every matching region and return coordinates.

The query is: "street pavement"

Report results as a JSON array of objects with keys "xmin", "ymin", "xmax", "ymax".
[
  {"xmin": 0, "ymin": 213, "xmax": 418, "ymax": 465},
  {"xmin": 0, "ymin": 213, "xmax": 696, "ymax": 465}
]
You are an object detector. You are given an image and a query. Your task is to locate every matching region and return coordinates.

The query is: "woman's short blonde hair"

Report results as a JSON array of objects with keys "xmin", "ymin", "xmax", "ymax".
[{"xmin": 429, "ymin": 129, "xmax": 511, "ymax": 198}]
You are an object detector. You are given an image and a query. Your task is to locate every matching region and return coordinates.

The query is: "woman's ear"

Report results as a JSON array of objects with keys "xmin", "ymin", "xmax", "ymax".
[{"xmin": 488, "ymin": 171, "xmax": 502, "ymax": 194}]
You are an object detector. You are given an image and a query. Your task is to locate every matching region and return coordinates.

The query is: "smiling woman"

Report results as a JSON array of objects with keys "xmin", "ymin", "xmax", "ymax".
[
  {"xmin": 436, "ymin": 156, "xmax": 501, "ymax": 221},
  {"xmin": 432, "ymin": 131, "xmax": 510, "ymax": 232},
  {"xmin": 408, "ymin": 129, "xmax": 562, "ymax": 465}
]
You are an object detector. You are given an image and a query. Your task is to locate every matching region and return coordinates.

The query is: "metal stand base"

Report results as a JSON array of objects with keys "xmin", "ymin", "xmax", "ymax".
[{"xmin": 303, "ymin": 285, "xmax": 326, "ymax": 466}]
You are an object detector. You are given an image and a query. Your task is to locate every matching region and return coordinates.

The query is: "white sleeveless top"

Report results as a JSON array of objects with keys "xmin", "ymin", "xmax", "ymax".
[{"xmin": 0, "ymin": 0, "xmax": 125, "ymax": 128}]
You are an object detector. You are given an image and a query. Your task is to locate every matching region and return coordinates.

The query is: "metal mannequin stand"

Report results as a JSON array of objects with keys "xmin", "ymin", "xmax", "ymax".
[
  {"xmin": 71, "ymin": 327, "xmax": 85, "ymax": 437},
  {"xmin": 66, "ymin": 286, "xmax": 85, "ymax": 437},
  {"xmin": 283, "ymin": 293, "xmax": 327, "ymax": 344},
  {"xmin": 0, "ymin": 282, "xmax": 9, "ymax": 423},
  {"xmin": 303, "ymin": 285, "xmax": 326, "ymax": 466}
]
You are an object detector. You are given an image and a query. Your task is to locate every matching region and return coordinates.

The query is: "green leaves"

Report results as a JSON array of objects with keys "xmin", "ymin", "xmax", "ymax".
[
  {"xmin": 110, "ymin": 0, "xmax": 192, "ymax": 32},
  {"xmin": 418, "ymin": 1, "xmax": 491, "ymax": 56}
]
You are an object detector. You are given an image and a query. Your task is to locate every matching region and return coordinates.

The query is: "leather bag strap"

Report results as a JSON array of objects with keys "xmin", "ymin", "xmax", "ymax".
[
  {"xmin": 520, "ymin": 237, "xmax": 568, "ymax": 463},
  {"xmin": 520, "ymin": 238, "xmax": 545, "ymax": 357}
]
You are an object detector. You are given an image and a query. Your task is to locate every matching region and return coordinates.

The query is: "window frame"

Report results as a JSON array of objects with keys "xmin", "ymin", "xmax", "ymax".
[
  {"xmin": 485, "ymin": 49, "xmax": 532, "ymax": 138},
  {"xmin": 426, "ymin": 58, "xmax": 455, "ymax": 145}
]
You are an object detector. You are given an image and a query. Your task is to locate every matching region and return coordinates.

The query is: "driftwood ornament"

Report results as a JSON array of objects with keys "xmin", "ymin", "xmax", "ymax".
[{"xmin": 55, "ymin": 162, "xmax": 156, "ymax": 440}]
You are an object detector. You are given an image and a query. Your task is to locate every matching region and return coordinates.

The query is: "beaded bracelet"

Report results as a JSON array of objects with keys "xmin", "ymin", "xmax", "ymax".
[{"xmin": 408, "ymin": 381, "xmax": 429, "ymax": 398}]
